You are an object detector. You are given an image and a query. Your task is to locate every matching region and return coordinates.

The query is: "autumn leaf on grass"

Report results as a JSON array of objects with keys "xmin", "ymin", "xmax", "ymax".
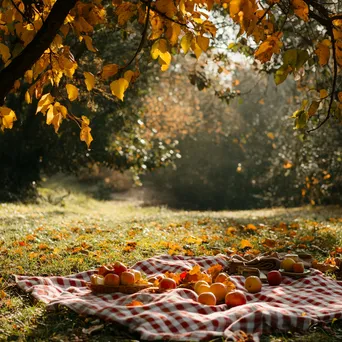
[
  {"xmin": 240, "ymin": 239, "xmax": 253, "ymax": 249},
  {"xmin": 80, "ymin": 116, "xmax": 93, "ymax": 148},
  {"xmin": 245, "ymin": 223, "xmax": 257, "ymax": 231},
  {"xmin": 262, "ymin": 238, "xmax": 277, "ymax": 248},
  {"xmin": 315, "ymin": 39, "xmax": 331, "ymax": 66},
  {"xmin": 123, "ymin": 241, "xmax": 137, "ymax": 253},
  {"xmin": 66, "ymin": 84, "xmax": 78, "ymax": 101},
  {"xmin": 255, "ymin": 33, "xmax": 283, "ymax": 63},
  {"xmin": 0, "ymin": 106, "xmax": 17, "ymax": 131}
]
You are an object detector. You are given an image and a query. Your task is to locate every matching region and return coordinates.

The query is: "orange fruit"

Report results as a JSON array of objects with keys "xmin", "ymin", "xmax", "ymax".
[
  {"xmin": 198, "ymin": 292, "xmax": 216, "ymax": 305},
  {"xmin": 196, "ymin": 283, "xmax": 211, "ymax": 294},
  {"xmin": 281, "ymin": 258, "xmax": 296, "ymax": 272},
  {"xmin": 214, "ymin": 272, "xmax": 229, "ymax": 283},
  {"xmin": 244, "ymin": 276, "xmax": 262, "ymax": 293},
  {"xmin": 209, "ymin": 282, "xmax": 228, "ymax": 302},
  {"xmin": 194, "ymin": 280, "xmax": 209, "ymax": 293}
]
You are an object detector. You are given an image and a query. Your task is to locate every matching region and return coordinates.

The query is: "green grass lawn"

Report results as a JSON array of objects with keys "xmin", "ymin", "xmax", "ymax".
[{"xmin": 1, "ymin": 183, "xmax": 342, "ymax": 341}]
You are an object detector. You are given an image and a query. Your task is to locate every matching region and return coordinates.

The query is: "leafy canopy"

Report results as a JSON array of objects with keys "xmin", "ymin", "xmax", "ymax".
[{"xmin": 0, "ymin": 0, "xmax": 341, "ymax": 147}]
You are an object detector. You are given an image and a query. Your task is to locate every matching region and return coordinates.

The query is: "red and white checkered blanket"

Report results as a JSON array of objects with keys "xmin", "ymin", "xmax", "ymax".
[{"xmin": 15, "ymin": 254, "xmax": 342, "ymax": 341}]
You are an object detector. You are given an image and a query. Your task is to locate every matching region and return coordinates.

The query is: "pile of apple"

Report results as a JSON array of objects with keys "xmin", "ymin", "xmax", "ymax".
[
  {"xmin": 192, "ymin": 272, "xmax": 248, "ymax": 307},
  {"xmin": 90, "ymin": 261, "xmax": 144, "ymax": 286},
  {"xmin": 281, "ymin": 257, "xmax": 305, "ymax": 273}
]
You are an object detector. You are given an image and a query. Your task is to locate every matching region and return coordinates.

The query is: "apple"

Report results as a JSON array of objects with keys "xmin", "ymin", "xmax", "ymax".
[
  {"xmin": 244, "ymin": 276, "xmax": 262, "ymax": 293},
  {"xmin": 214, "ymin": 272, "xmax": 230, "ymax": 283},
  {"xmin": 120, "ymin": 271, "xmax": 135, "ymax": 285},
  {"xmin": 293, "ymin": 262, "xmax": 305, "ymax": 273},
  {"xmin": 225, "ymin": 290, "xmax": 247, "ymax": 308},
  {"xmin": 131, "ymin": 269, "xmax": 142, "ymax": 282},
  {"xmin": 98, "ymin": 265, "xmax": 112, "ymax": 276},
  {"xmin": 113, "ymin": 261, "xmax": 128, "ymax": 276},
  {"xmin": 267, "ymin": 270, "xmax": 282, "ymax": 286},
  {"xmin": 104, "ymin": 273, "xmax": 120, "ymax": 286},
  {"xmin": 281, "ymin": 258, "xmax": 296, "ymax": 272},
  {"xmin": 159, "ymin": 278, "xmax": 177, "ymax": 290}
]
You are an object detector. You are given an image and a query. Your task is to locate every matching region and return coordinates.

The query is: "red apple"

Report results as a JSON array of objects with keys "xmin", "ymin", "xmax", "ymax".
[
  {"xmin": 225, "ymin": 290, "xmax": 247, "ymax": 308},
  {"xmin": 120, "ymin": 271, "xmax": 135, "ymax": 285},
  {"xmin": 267, "ymin": 270, "xmax": 282, "ymax": 286},
  {"xmin": 113, "ymin": 261, "xmax": 128, "ymax": 276},
  {"xmin": 159, "ymin": 278, "xmax": 177, "ymax": 290},
  {"xmin": 104, "ymin": 273, "xmax": 120, "ymax": 286}
]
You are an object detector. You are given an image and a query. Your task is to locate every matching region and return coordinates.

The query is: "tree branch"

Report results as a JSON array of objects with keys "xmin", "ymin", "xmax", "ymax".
[{"xmin": 0, "ymin": 0, "xmax": 77, "ymax": 106}]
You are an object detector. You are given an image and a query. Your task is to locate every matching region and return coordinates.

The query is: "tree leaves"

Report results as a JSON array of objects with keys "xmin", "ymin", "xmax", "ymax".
[
  {"xmin": 84, "ymin": 72, "xmax": 95, "ymax": 91},
  {"xmin": 66, "ymin": 84, "xmax": 79, "ymax": 101},
  {"xmin": 0, "ymin": 43, "xmax": 10, "ymax": 63},
  {"xmin": 101, "ymin": 64, "xmax": 119, "ymax": 80},
  {"xmin": 80, "ymin": 116, "xmax": 93, "ymax": 148},
  {"xmin": 315, "ymin": 39, "xmax": 331, "ymax": 66},
  {"xmin": 291, "ymin": 0, "xmax": 309, "ymax": 22},
  {"xmin": 0, "ymin": 106, "xmax": 17, "ymax": 131},
  {"xmin": 110, "ymin": 78, "xmax": 129, "ymax": 101}
]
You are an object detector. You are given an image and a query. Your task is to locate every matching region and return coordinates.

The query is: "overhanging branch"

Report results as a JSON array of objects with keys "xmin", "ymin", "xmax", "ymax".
[{"xmin": 0, "ymin": 0, "xmax": 77, "ymax": 106}]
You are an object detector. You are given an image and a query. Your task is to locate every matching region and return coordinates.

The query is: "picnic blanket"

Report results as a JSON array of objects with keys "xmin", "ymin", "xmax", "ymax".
[{"xmin": 15, "ymin": 254, "xmax": 342, "ymax": 341}]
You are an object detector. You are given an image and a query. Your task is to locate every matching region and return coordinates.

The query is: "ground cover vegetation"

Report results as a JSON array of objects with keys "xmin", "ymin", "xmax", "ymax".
[
  {"xmin": 0, "ymin": 0, "xmax": 342, "ymax": 203},
  {"xmin": 1, "ymin": 184, "xmax": 342, "ymax": 341}
]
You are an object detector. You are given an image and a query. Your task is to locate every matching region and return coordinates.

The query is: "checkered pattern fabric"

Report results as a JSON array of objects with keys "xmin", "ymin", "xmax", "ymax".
[{"xmin": 15, "ymin": 254, "xmax": 342, "ymax": 341}]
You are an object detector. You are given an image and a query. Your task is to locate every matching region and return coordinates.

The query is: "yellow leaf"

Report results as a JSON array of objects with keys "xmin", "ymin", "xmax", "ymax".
[
  {"xmin": 101, "ymin": 64, "xmax": 119, "ymax": 80},
  {"xmin": 24, "ymin": 70, "xmax": 33, "ymax": 84},
  {"xmin": 283, "ymin": 161, "xmax": 293, "ymax": 169},
  {"xmin": 291, "ymin": 0, "xmax": 309, "ymax": 22},
  {"xmin": 255, "ymin": 33, "xmax": 283, "ymax": 63},
  {"xmin": 66, "ymin": 84, "xmax": 79, "ymax": 101},
  {"xmin": 197, "ymin": 36, "xmax": 210, "ymax": 52},
  {"xmin": 36, "ymin": 93, "xmax": 55, "ymax": 115},
  {"xmin": 84, "ymin": 72, "xmax": 95, "ymax": 91},
  {"xmin": 46, "ymin": 102, "xmax": 67, "ymax": 133},
  {"xmin": 191, "ymin": 40, "xmax": 202, "ymax": 59},
  {"xmin": 320, "ymin": 89, "xmax": 328, "ymax": 99},
  {"xmin": 240, "ymin": 239, "xmax": 253, "ymax": 249},
  {"xmin": 25, "ymin": 91, "xmax": 31, "ymax": 104},
  {"xmin": 0, "ymin": 106, "xmax": 17, "ymax": 130},
  {"xmin": 315, "ymin": 40, "xmax": 331, "ymax": 66},
  {"xmin": 0, "ymin": 43, "xmax": 10, "ymax": 63},
  {"xmin": 124, "ymin": 70, "xmax": 135, "ymax": 82},
  {"xmin": 246, "ymin": 223, "xmax": 257, "ymax": 231},
  {"xmin": 181, "ymin": 33, "xmax": 192, "ymax": 54},
  {"xmin": 267, "ymin": 132, "xmax": 275, "ymax": 140},
  {"xmin": 82, "ymin": 36, "xmax": 97, "ymax": 52},
  {"xmin": 202, "ymin": 20, "xmax": 217, "ymax": 37},
  {"xmin": 80, "ymin": 116, "xmax": 93, "ymax": 148},
  {"xmin": 110, "ymin": 78, "xmax": 129, "ymax": 101},
  {"xmin": 166, "ymin": 23, "xmax": 181, "ymax": 46},
  {"xmin": 338, "ymin": 92, "xmax": 342, "ymax": 103},
  {"xmin": 116, "ymin": 3, "xmax": 136, "ymax": 26}
]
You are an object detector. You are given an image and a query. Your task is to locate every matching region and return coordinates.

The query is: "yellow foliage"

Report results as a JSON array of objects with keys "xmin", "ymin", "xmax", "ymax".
[
  {"xmin": 291, "ymin": 0, "xmax": 309, "ymax": 22},
  {"xmin": 0, "ymin": 106, "xmax": 17, "ymax": 131},
  {"xmin": 315, "ymin": 39, "xmax": 331, "ymax": 66},
  {"xmin": 255, "ymin": 33, "xmax": 283, "ymax": 63},
  {"xmin": 101, "ymin": 64, "xmax": 119, "ymax": 80},
  {"xmin": 84, "ymin": 72, "xmax": 95, "ymax": 91},
  {"xmin": 66, "ymin": 84, "xmax": 79, "ymax": 101},
  {"xmin": 110, "ymin": 78, "xmax": 129, "ymax": 101},
  {"xmin": 80, "ymin": 116, "xmax": 93, "ymax": 148}
]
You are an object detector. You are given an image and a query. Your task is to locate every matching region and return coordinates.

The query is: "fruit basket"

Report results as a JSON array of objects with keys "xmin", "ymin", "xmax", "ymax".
[{"xmin": 87, "ymin": 282, "xmax": 153, "ymax": 294}]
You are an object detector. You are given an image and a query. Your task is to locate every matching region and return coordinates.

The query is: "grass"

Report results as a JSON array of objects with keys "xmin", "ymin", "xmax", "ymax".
[{"xmin": 1, "ymin": 179, "xmax": 342, "ymax": 341}]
